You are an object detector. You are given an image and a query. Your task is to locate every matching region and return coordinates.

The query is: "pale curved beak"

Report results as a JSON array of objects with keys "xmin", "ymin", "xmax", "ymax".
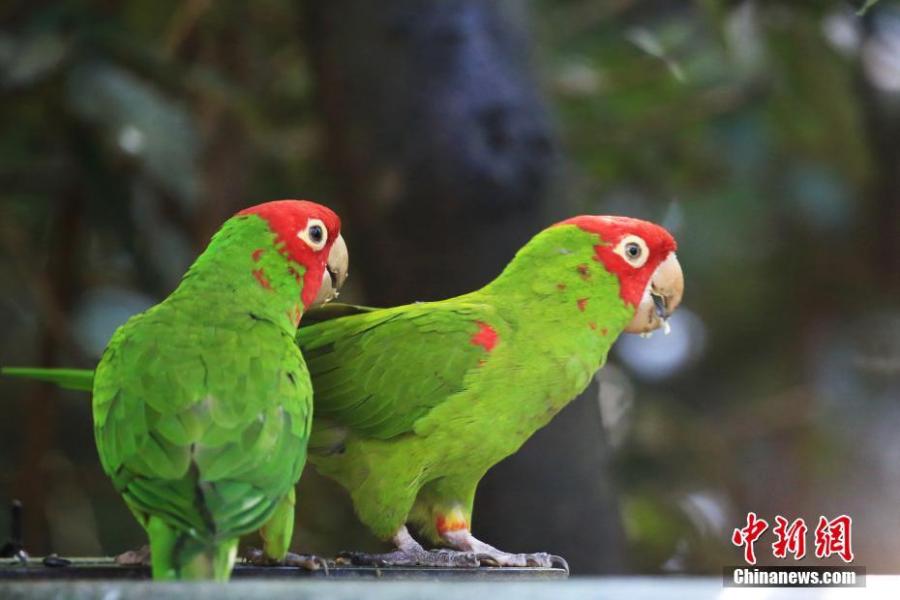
[
  {"xmin": 625, "ymin": 252, "xmax": 684, "ymax": 334},
  {"xmin": 312, "ymin": 234, "xmax": 349, "ymax": 307}
]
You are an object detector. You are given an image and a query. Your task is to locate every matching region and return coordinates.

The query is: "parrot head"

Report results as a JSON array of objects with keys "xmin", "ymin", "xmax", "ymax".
[
  {"xmin": 560, "ymin": 215, "xmax": 683, "ymax": 334},
  {"xmin": 238, "ymin": 200, "xmax": 348, "ymax": 308}
]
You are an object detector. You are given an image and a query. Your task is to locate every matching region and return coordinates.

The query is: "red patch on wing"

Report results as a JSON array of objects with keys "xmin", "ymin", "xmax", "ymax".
[
  {"xmin": 600, "ymin": 327, "xmax": 608, "ymax": 336},
  {"xmin": 577, "ymin": 298, "xmax": 588, "ymax": 312},
  {"xmin": 556, "ymin": 283, "xmax": 566, "ymax": 291},
  {"xmin": 251, "ymin": 248, "xmax": 265, "ymax": 262},
  {"xmin": 576, "ymin": 264, "xmax": 590, "ymax": 280},
  {"xmin": 589, "ymin": 322, "xmax": 597, "ymax": 330},
  {"xmin": 470, "ymin": 321, "xmax": 498, "ymax": 352},
  {"xmin": 238, "ymin": 200, "xmax": 341, "ymax": 308},
  {"xmin": 252, "ymin": 268, "xmax": 272, "ymax": 290},
  {"xmin": 436, "ymin": 514, "xmax": 469, "ymax": 535},
  {"xmin": 556, "ymin": 215, "xmax": 677, "ymax": 308}
]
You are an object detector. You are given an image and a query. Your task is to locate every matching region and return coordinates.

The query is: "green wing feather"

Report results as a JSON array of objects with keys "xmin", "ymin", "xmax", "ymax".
[{"xmin": 298, "ymin": 300, "xmax": 506, "ymax": 441}]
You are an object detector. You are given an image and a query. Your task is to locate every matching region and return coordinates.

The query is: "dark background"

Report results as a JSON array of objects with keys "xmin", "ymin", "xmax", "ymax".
[{"xmin": 1, "ymin": 0, "xmax": 898, "ymax": 574}]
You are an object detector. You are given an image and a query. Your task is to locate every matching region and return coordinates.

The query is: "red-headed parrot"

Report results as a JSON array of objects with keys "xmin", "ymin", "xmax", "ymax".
[
  {"xmin": 30, "ymin": 200, "xmax": 347, "ymax": 580},
  {"xmin": 296, "ymin": 215, "xmax": 683, "ymax": 567}
]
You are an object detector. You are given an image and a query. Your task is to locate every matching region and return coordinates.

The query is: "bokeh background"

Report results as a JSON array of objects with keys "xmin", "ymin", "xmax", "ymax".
[{"xmin": 1, "ymin": 0, "xmax": 898, "ymax": 575}]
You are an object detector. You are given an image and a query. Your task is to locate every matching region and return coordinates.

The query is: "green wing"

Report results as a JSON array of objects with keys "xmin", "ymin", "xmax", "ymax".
[
  {"xmin": 298, "ymin": 300, "xmax": 507, "ymax": 441},
  {"xmin": 94, "ymin": 306, "xmax": 311, "ymax": 540}
]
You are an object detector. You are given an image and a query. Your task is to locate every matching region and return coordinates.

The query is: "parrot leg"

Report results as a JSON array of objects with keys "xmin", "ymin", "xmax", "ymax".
[
  {"xmin": 146, "ymin": 517, "xmax": 178, "ymax": 580},
  {"xmin": 242, "ymin": 490, "xmax": 328, "ymax": 572},
  {"xmin": 339, "ymin": 525, "xmax": 480, "ymax": 568},
  {"xmin": 441, "ymin": 529, "xmax": 569, "ymax": 571},
  {"xmin": 416, "ymin": 484, "xmax": 568, "ymax": 570}
]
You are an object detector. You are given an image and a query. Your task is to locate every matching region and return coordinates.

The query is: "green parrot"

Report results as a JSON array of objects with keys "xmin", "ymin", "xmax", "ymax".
[
  {"xmin": 295, "ymin": 215, "xmax": 683, "ymax": 568},
  {"xmin": 13, "ymin": 200, "xmax": 348, "ymax": 580},
  {"xmin": 4, "ymin": 214, "xmax": 681, "ymax": 569}
]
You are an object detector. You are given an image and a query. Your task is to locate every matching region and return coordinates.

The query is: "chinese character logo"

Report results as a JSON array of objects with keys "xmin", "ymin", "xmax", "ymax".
[
  {"xmin": 732, "ymin": 513, "xmax": 853, "ymax": 564},
  {"xmin": 772, "ymin": 516, "xmax": 807, "ymax": 560},
  {"xmin": 814, "ymin": 515, "xmax": 854, "ymax": 563},
  {"xmin": 732, "ymin": 512, "xmax": 769, "ymax": 565}
]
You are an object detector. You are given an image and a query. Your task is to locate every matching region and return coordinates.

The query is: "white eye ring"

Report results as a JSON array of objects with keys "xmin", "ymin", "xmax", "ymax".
[
  {"xmin": 614, "ymin": 234, "xmax": 649, "ymax": 268},
  {"xmin": 297, "ymin": 218, "xmax": 328, "ymax": 251}
]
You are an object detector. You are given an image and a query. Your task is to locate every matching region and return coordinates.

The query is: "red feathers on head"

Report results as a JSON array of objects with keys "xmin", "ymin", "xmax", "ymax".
[
  {"xmin": 558, "ymin": 215, "xmax": 677, "ymax": 307},
  {"xmin": 238, "ymin": 200, "xmax": 341, "ymax": 307}
]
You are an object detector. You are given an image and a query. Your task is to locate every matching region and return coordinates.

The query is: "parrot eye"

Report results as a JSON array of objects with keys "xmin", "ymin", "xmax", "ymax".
[
  {"xmin": 614, "ymin": 235, "xmax": 649, "ymax": 268},
  {"xmin": 298, "ymin": 218, "xmax": 328, "ymax": 251}
]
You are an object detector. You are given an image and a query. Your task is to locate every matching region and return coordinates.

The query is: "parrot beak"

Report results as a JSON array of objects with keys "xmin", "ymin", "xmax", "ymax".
[
  {"xmin": 312, "ymin": 234, "xmax": 349, "ymax": 307},
  {"xmin": 625, "ymin": 252, "xmax": 684, "ymax": 335}
]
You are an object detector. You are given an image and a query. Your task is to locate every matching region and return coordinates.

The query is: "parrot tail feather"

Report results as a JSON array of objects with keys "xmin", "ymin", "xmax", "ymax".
[{"xmin": 1, "ymin": 367, "xmax": 94, "ymax": 392}]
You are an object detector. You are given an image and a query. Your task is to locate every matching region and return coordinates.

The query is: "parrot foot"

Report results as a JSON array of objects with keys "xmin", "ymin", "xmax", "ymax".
[
  {"xmin": 242, "ymin": 547, "xmax": 329, "ymax": 572},
  {"xmin": 337, "ymin": 524, "xmax": 479, "ymax": 567},
  {"xmin": 114, "ymin": 545, "xmax": 151, "ymax": 567},
  {"xmin": 337, "ymin": 547, "xmax": 481, "ymax": 568},
  {"xmin": 443, "ymin": 529, "xmax": 569, "ymax": 571}
]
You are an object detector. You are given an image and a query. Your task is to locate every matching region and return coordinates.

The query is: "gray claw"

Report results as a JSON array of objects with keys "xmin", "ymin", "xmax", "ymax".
[
  {"xmin": 474, "ymin": 550, "xmax": 568, "ymax": 569},
  {"xmin": 549, "ymin": 554, "xmax": 570, "ymax": 573},
  {"xmin": 526, "ymin": 552, "xmax": 555, "ymax": 568},
  {"xmin": 283, "ymin": 551, "xmax": 330, "ymax": 574},
  {"xmin": 115, "ymin": 545, "xmax": 151, "ymax": 567},
  {"xmin": 475, "ymin": 552, "xmax": 499, "ymax": 567},
  {"xmin": 242, "ymin": 547, "xmax": 266, "ymax": 564}
]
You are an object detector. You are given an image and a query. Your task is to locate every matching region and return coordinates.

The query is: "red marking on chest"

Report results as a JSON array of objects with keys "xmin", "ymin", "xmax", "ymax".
[
  {"xmin": 436, "ymin": 514, "xmax": 469, "ymax": 535},
  {"xmin": 252, "ymin": 268, "xmax": 272, "ymax": 290},
  {"xmin": 577, "ymin": 298, "xmax": 588, "ymax": 312},
  {"xmin": 470, "ymin": 321, "xmax": 498, "ymax": 352},
  {"xmin": 600, "ymin": 327, "xmax": 608, "ymax": 336},
  {"xmin": 556, "ymin": 283, "xmax": 566, "ymax": 291},
  {"xmin": 287, "ymin": 266, "xmax": 303, "ymax": 284},
  {"xmin": 589, "ymin": 322, "xmax": 597, "ymax": 330},
  {"xmin": 576, "ymin": 264, "xmax": 590, "ymax": 280},
  {"xmin": 251, "ymin": 248, "xmax": 265, "ymax": 262}
]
